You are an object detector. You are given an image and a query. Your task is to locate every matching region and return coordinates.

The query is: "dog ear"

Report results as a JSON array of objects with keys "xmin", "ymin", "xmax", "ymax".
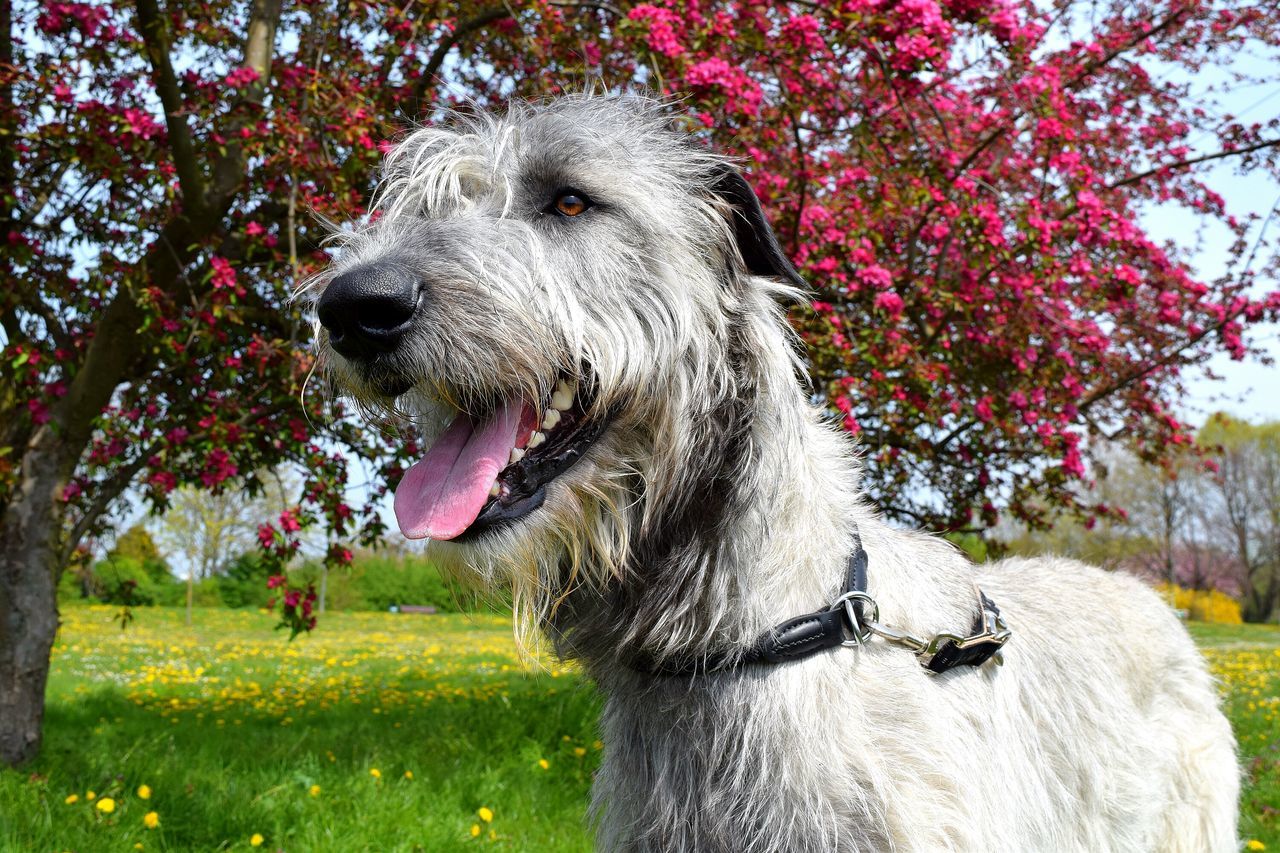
[{"xmin": 708, "ymin": 163, "xmax": 808, "ymax": 290}]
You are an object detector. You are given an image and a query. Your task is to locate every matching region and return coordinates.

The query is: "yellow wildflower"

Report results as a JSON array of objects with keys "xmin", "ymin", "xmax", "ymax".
[
  {"xmin": 537, "ymin": 759, "xmax": 550, "ymax": 770},
  {"xmin": 64, "ymin": 794, "xmax": 79, "ymax": 805},
  {"xmin": 369, "ymin": 768, "xmax": 381, "ymax": 779},
  {"xmin": 470, "ymin": 824, "xmax": 481, "ymax": 837},
  {"xmin": 478, "ymin": 806, "xmax": 493, "ymax": 823},
  {"xmin": 137, "ymin": 784, "xmax": 151, "ymax": 800},
  {"xmin": 134, "ymin": 844, "xmax": 144, "ymax": 850},
  {"xmin": 309, "ymin": 784, "xmax": 321, "ymax": 797},
  {"xmin": 1246, "ymin": 842, "xmax": 1266, "ymax": 852},
  {"xmin": 86, "ymin": 790, "xmax": 96, "ymax": 800},
  {"xmin": 403, "ymin": 770, "xmax": 413, "ymax": 780},
  {"xmin": 573, "ymin": 747, "xmax": 586, "ymax": 757},
  {"xmin": 143, "ymin": 811, "xmax": 159, "ymax": 829},
  {"xmin": 95, "ymin": 797, "xmax": 116, "ymax": 814},
  {"xmin": 250, "ymin": 833, "xmax": 264, "ymax": 847}
]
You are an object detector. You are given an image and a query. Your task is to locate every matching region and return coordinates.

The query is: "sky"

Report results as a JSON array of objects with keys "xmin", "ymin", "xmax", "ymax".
[
  {"xmin": 1144, "ymin": 159, "xmax": 1280, "ymax": 426},
  {"xmin": 1141, "ymin": 54, "xmax": 1280, "ymax": 426}
]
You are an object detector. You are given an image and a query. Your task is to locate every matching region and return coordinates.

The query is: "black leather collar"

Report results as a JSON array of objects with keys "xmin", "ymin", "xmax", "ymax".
[{"xmin": 636, "ymin": 526, "xmax": 1010, "ymax": 677}]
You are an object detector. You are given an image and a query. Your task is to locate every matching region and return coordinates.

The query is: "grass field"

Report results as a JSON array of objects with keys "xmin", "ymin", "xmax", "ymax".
[{"xmin": 0, "ymin": 606, "xmax": 1276, "ymax": 852}]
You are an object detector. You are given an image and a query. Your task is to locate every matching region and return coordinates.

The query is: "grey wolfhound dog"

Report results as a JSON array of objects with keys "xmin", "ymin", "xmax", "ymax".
[{"xmin": 308, "ymin": 96, "xmax": 1239, "ymax": 852}]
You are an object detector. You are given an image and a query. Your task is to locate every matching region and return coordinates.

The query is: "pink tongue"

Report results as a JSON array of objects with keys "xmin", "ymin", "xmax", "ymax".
[{"xmin": 394, "ymin": 399, "xmax": 527, "ymax": 540}]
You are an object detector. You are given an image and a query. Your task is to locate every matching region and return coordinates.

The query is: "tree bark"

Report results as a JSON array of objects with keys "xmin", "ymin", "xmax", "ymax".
[{"xmin": 0, "ymin": 433, "xmax": 66, "ymax": 764}]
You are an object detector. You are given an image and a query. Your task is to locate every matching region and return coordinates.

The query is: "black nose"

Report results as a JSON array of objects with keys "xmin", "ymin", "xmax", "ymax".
[{"xmin": 317, "ymin": 263, "xmax": 421, "ymax": 360}]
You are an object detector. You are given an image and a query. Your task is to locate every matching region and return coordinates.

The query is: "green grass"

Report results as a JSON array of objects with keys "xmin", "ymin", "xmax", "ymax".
[
  {"xmin": 0, "ymin": 606, "xmax": 1276, "ymax": 851},
  {"xmin": 2, "ymin": 606, "xmax": 599, "ymax": 852}
]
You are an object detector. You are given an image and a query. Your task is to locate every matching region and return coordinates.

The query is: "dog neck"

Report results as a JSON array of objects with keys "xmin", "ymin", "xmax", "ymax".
[{"xmin": 547, "ymin": 295, "xmax": 864, "ymax": 675}]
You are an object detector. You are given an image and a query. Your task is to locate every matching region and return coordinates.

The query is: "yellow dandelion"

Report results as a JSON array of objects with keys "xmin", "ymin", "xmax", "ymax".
[
  {"xmin": 403, "ymin": 770, "xmax": 413, "ymax": 780},
  {"xmin": 478, "ymin": 806, "xmax": 493, "ymax": 822},
  {"xmin": 86, "ymin": 790, "xmax": 96, "ymax": 801},
  {"xmin": 309, "ymin": 784, "xmax": 321, "ymax": 797},
  {"xmin": 1246, "ymin": 842, "xmax": 1266, "ymax": 852},
  {"xmin": 369, "ymin": 768, "xmax": 381, "ymax": 779},
  {"xmin": 134, "ymin": 844, "xmax": 144, "ymax": 851},
  {"xmin": 137, "ymin": 784, "xmax": 151, "ymax": 800},
  {"xmin": 64, "ymin": 794, "xmax": 79, "ymax": 805},
  {"xmin": 95, "ymin": 797, "xmax": 116, "ymax": 814},
  {"xmin": 250, "ymin": 833, "xmax": 264, "ymax": 847},
  {"xmin": 538, "ymin": 759, "xmax": 550, "ymax": 770},
  {"xmin": 143, "ymin": 811, "xmax": 159, "ymax": 829},
  {"xmin": 573, "ymin": 747, "xmax": 586, "ymax": 757},
  {"xmin": 470, "ymin": 823, "xmax": 481, "ymax": 837}
]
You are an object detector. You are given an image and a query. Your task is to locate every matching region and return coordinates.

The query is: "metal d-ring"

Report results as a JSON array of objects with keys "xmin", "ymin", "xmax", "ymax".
[{"xmin": 831, "ymin": 591, "xmax": 878, "ymax": 647}]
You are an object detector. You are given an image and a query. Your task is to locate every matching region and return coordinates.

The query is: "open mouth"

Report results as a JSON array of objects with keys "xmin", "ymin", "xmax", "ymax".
[{"xmin": 393, "ymin": 378, "xmax": 609, "ymax": 542}]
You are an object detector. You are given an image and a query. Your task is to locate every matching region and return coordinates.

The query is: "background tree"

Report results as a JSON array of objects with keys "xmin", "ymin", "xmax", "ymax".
[
  {"xmin": 3, "ymin": 0, "xmax": 1280, "ymax": 764},
  {"xmin": 154, "ymin": 480, "xmax": 272, "ymax": 623},
  {"xmin": 1199, "ymin": 414, "xmax": 1280, "ymax": 621},
  {"xmin": 1003, "ymin": 424, "xmax": 1278, "ymax": 621}
]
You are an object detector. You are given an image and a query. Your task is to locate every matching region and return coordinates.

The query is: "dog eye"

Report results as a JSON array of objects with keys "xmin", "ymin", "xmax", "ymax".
[{"xmin": 551, "ymin": 191, "xmax": 591, "ymax": 217}]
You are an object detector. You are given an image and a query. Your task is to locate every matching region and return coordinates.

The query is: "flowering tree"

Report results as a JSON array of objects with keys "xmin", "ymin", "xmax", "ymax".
[{"xmin": 3, "ymin": 0, "xmax": 1279, "ymax": 764}]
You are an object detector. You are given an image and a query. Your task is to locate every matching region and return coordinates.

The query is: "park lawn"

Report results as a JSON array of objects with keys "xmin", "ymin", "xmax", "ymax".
[{"xmin": 0, "ymin": 607, "xmax": 1274, "ymax": 852}]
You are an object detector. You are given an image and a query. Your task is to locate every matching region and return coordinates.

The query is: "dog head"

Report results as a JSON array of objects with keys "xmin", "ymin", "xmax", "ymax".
[{"xmin": 306, "ymin": 95, "xmax": 805, "ymax": 601}]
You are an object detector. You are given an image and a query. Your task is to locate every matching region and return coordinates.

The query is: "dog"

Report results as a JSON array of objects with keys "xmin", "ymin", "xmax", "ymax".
[{"xmin": 308, "ymin": 95, "xmax": 1239, "ymax": 852}]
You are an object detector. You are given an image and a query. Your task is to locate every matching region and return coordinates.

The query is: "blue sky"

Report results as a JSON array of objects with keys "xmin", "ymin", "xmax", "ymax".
[
  {"xmin": 1146, "ymin": 164, "xmax": 1280, "ymax": 426},
  {"xmin": 1140, "ymin": 51, "xmax": 1280, "ymax": 426}
]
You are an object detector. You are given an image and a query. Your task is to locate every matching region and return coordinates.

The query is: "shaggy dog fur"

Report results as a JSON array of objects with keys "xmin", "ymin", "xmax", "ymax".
[{"xmin": 308, "ymin": 95, "xmax": 1240, "ymax": 852}]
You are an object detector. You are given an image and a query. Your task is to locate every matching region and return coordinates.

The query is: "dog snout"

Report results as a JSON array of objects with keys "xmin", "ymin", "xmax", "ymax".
[{"xmin": 317, "ymin": 263, "xmax": 422, "ymax": 360}]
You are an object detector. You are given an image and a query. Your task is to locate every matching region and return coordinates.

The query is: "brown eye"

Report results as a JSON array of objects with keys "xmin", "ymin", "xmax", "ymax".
[{"xmin": 552, "ymin": 191, "xmax": 591, "ymax": 217}]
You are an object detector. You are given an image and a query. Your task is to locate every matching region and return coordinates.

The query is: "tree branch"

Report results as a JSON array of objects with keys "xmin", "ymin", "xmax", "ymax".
[
  {"xmin": 1107, "ymin": 138, "xmax": 1280, "ymax": 190},
  {"xmin": 60, "ymin": 450, "xmax": 154, "ymax": 567},
  {"xmin": 207, "ymin": 0, "xmax": 284, "ymax": 210},
  {"xmin": 134, "ymin": 0, "xmax": 206, "ymax": 214},
  {"xmin": 412, "ymin": 8, "xmax": 512, "ymax": 112},
  {"xmin": 0, "ymin": 0, "xmax": 15, "ymax": 235},
  {"xmin": 547, "ymin": 0, "xmax": 622, "ymax": 15},
  {"xmin": 1076, "ymin": 311, "xmax": 1237, "ymax": 417}
]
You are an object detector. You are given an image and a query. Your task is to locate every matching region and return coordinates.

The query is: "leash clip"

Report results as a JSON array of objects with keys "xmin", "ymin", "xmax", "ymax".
[
  {"xmin": 914, "ymin": 592, "xmax": 1012, "ymax": 673},
  {"xmin": 831, "ymin": 586, "xmax": 1010, "ymax": 674}
]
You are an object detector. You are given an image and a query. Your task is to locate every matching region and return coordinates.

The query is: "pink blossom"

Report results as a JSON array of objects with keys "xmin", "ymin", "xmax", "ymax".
[
  {"xmin": 873, "ymin": 291, "xmax": 906, "ymax": 317},
  {"xmin": 225, "ymin": 67, "xmax": 261, "ymax": 88},
  {"xmin": 628, "ymin": 5, "xmax": 685, "ymax": 58},
  {"xmin": 209, "ymin": 256, "xmax": 237, "ymax": 290}
]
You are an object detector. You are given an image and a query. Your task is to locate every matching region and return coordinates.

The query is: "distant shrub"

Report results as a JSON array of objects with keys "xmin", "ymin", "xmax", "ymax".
[
  {"xmin": 218, "ymin": 553, "xmax": 274, "ymax": 609},
  {"xmin": 293, "ymin": 555, "xmax": 480, "ymax": 613},
  {"xmin": 88, "ymin": 557, "xmax": 165, "ymax": 606},
  {"xmin": 1157, "ymin": 584, "xmax": 1243, "ymax": 624},
  {"xmin": 353, "ymin": 556, "xmax": 462, "ymax": 612}
]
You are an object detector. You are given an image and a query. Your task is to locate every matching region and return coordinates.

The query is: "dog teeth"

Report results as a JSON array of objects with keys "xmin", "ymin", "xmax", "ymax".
[
  {"xmin": 489, "ymin": 482, "xmax": 501, "ymax": 497},
  {"xmin": 551, "ymin": 380, "xmax": 575, "ymax": 412},
  {"xmin": 508, "ymin": 447, "xmax": 526, "ymax": 465},
  {"xmin": 541, "ymin": 409, "xmax": 562, "ymax": 430},
  {"xmin": 528, "ymin": 431, "xmax": 547, "ymax": 449}
]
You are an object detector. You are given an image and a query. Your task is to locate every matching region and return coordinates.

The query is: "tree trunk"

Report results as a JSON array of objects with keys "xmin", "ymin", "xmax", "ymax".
[{"xmin": 0, "ymin": 435, "xmax": 71, "ymax": 764}]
